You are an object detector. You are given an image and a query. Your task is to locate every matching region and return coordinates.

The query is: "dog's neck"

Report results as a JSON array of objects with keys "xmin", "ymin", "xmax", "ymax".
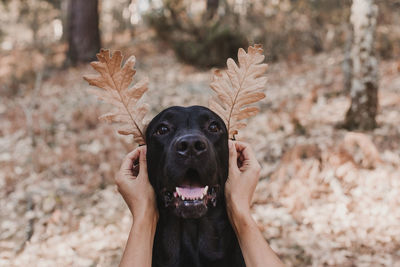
[
  {"xmin": 157, "ymin": 196, "xmax": 229, "ymax": 233},
  {"xmin": 152, "ymin": 200, "xmax": 244, "ymax": 267}
]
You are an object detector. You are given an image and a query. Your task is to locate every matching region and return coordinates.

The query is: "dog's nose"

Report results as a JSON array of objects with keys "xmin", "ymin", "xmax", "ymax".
[{"xmin": 175, "ymin": 134, "xmax": 208, "ymax": 157}]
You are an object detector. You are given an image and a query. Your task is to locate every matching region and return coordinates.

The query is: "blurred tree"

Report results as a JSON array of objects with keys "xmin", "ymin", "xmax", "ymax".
[
  {"xmin": 60, "ymin": 0, "xmax": 69, "ymax": 41},
  {"xmin": 67, "ymin": 0, "xmax": 101, "ymax": 64},
  {"xmin": 206, "ymin": 0, "xmax": 219, "ymax": 20},
  {"xmin": 146, "ymin": 0, "xmax": 247, "ymax": 68},
  {"xmin": 343, "ymin": 0, "xmax": 378, "ymax": 130},
  {"xmin": 342, "ymin": 24, "xmax": 353, "ymax": 93}
]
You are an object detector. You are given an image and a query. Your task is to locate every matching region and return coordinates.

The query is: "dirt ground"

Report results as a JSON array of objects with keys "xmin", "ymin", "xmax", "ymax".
[{"xmin": 1, "ymin": 39, "xmax": 400, "ymax": 266}]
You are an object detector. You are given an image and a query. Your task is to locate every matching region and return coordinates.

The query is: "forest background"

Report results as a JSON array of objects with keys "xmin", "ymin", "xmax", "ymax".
[{"xmin": 0, "ymin": 0, "xmax": 400, "ymax": 266}]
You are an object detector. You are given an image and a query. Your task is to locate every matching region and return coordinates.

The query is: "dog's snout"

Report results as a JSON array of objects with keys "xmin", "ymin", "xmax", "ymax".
[{"xmin": 175, "ymin": 134, "xmax": 208, "ymax": 157}]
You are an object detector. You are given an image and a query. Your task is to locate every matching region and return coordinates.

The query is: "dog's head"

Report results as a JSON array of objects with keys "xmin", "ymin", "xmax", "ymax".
[{"xmin": 145, "ymin": 106, "xmax": 228, "ymax": 219}]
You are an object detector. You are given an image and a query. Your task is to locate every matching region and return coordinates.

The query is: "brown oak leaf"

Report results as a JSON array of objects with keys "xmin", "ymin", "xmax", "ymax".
[
  {"xmin": 83, "ymin": 49, "xmax": 149, "ymax": 145},
  {"xmin": 209, "ymin": 44, "xmax": 268, "ymax": 139}
]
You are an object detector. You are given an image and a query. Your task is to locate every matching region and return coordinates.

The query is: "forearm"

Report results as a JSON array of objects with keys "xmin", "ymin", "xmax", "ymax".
[
  {"xmin": 229, "ymin": 207, "xmax": 284, "ymax": 267},
  {"xmin": 119, "ymin": 213, "xmax": 158, "ymax": 267}
]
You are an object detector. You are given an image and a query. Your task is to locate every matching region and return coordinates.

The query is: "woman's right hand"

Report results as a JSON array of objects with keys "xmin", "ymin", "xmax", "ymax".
[
  {"xmin": 225, "ymin": 140, "xmax": 261, "ymax": 222},
  {"xmin": 225, "ymin": 141, "xmax": 285, "ymax": 267}
]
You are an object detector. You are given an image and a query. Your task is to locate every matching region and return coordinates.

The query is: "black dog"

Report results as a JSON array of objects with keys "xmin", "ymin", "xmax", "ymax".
[{"xmin": 145, "ymin": 106, "xmax": 245, "ymax": 267}]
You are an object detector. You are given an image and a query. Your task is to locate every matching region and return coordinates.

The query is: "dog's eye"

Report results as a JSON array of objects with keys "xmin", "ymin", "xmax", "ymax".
[
  {"xmin": 155, "ymin": 125, "xmax": 170, "ymax": 136},
  {"xmin": 208, "ymin": 122, "xmax": 219, "ymax": 132}
]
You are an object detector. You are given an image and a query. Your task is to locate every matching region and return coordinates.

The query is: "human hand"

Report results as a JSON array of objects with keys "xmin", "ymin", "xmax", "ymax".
[
  {"xmin": 225, "ymin": 140, "xmax": 261, "ymax": 221},
  {"xmin": 115, "ymin": 146, "xmax": 158, "ymax": 223}
]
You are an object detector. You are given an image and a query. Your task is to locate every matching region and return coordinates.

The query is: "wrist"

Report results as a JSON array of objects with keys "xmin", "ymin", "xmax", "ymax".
[
  {"xmin": 226, "ymin": 200, "xmax": 253, "ymax": 229},
  {"xmin": 226, "ymin": 195, "xmax": 250, "ymax": 219},
  {"xmin": 132, "ymin": 210, "xmax": 158, "ymax": 232},
  {"xmin": 229, "ymin": 208, "xmax": 256, "ymax": 237},
  {"xmin": 132, "ymin": 205, "xmax": 158, "ymax": 225}
]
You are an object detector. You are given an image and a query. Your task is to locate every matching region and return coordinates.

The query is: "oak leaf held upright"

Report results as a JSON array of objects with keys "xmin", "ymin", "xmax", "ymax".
[
  {"xmin": 83, "ymin": 49, "xmax": 149, "ymax": 145},
  {"xmin": 209, "ymin": 45, "xmax": 268, "ymax": 139}
]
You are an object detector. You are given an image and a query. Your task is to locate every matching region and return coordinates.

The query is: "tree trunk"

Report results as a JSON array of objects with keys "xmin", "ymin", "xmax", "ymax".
[
  {"xmin": 206, "ymin": 0, "xmax": 219, "ymax": 20},
  {"xmin": 344, "ymin": 0, "xmax": 378, "ymax": 130},
  {"xmin": 60, "ymin": 0, "xmax": 70, "ymax": 42},
  {"xmin": 342, "ymin": 23, "xmax": 353, "ymax": 94},
  {"xmin": 67, "ymin": 0, "xmax": 101, "ymax": 65}
]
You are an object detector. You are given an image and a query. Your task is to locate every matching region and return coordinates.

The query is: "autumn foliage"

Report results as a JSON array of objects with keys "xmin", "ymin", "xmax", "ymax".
[
  {"xmin": 83, "ymin": 49, "xmax": 149, "ymax": 144},
  {"xmin": 209, "ymin": 45, "xmax": 267, "ymax": 139},
  {"xmin": 2, "ymin": 0, "xmax": 400, "ymax": 266},
  {"xmin": 84, "ymin": 46, "xmax": 267, "ymax": 143}
]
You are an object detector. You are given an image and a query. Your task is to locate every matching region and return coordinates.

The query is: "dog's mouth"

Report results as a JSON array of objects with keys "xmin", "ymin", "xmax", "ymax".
[
  {"xmin": 174, "ymin": 185, "xmax": 209, "ymax": 201},
  {"xmin": 161, "ymin": 169, "xmax": 219, "ymax": 219}
]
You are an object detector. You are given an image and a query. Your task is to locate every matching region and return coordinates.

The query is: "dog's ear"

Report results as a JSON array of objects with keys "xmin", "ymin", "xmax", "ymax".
[
  {"xmin": 84, "ymin": 49, "xmax": 149, "ymax": 145},
  {"xmin": 208, "ymin": 45, "xmax": 268, "ymax": 140}
]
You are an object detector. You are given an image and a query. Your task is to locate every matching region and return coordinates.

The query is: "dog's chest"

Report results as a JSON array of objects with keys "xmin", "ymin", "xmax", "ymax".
[{"xmin": 152, "ymin": 214, "xmax": 245, "ymax": 267}]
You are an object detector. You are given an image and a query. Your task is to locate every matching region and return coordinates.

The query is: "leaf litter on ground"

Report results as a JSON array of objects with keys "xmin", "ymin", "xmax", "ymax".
[{"xmin": 0, "ymin": 40, "xmax": 400, "ymax": 266}]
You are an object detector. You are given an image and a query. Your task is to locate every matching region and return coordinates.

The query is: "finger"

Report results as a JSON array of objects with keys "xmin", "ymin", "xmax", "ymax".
[
  {"xmin": 132, "ymin": 163, "xmax": 140, "ymax": 177},
  {"xmin": 120, "ymin": 148, "xmax": 140, "ymax": 171},
  {"xmin": 238, "ymin": 153, "xmax": 245, "ymax": 168},
  {"xmin": 228, "ymin": 140, "xmax": 239, "ymax": 172},
  {"xmin": 138, "ymin": 146, "xmax": 148, "ymax": 175},
  {"xmin": 233, "ymin": 141, "xmax": 247, "ymax": 152},
  {"xmin": 234, "ymin": 142, "xmax": 246, "ymax": 168},
  {"xmin": 235, "ymin": 141, "xmax": 257, "ymax": 163}
]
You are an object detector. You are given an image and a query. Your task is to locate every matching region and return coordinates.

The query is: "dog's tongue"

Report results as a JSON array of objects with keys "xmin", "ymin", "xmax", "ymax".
[{"xmin": 176, "ymin": 186, "xmax": 206, "ymax": 199}]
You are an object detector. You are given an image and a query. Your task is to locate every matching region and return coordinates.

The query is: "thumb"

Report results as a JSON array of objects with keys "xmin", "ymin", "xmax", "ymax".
[
  {"xmin": 228, "ymin": 140, "xmax": 239, "ymax": 175},
  {"xmin": 138, "ymin": 146, "xmax": 148, "ymax": 175}
]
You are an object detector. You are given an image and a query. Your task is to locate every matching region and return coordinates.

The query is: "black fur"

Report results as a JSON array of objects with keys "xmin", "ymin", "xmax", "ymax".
[{"xmin": 145, "ymin": 106, "xmax": 245, "ymax": 267}]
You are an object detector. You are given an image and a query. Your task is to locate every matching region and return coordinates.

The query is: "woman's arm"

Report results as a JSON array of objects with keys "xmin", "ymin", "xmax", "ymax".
[
  {"xmin": 225, "ymin": 141, "xmax": 285, "ymax": 267},
  {"xmin": 115, "ymin": 146, "xmax": 158, "ymax": 267},
  {"xmin": 120, "ymin": 212, "xmax": 157, "ymax": 267}
]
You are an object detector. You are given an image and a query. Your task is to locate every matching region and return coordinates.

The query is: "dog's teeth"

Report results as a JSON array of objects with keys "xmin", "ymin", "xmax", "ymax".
[
  {"xmin": 181, "ymin": 196, "xmax": 185, "ymax": 200},
  {"xmin": 200, "ymin": 194, "xmax": 204, "ymax": 200},
  {"xmin": 204, "ymin": 186, "xmax": 208, "ymax": 195},
  {"xmin": 176, "ymin": 187, "xmax": 181, "ymax": 196}
]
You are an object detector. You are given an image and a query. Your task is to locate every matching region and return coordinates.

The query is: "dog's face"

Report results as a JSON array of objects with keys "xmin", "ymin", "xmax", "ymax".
[{"xmin": 145, "ymin": 106, "xmax": 228, "ymax": 219}]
